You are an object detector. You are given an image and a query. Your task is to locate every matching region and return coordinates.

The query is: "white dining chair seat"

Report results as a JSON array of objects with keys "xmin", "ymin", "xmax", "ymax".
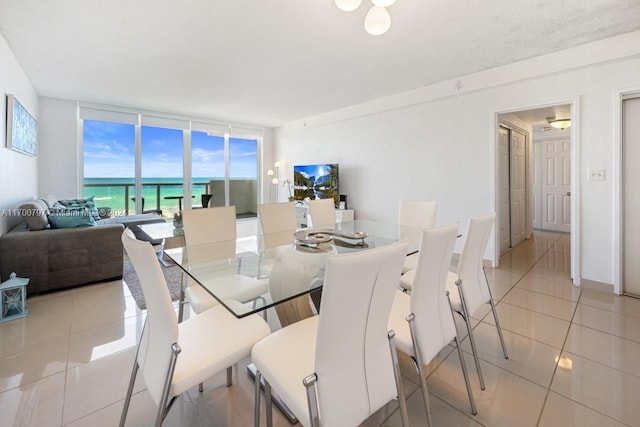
[
  {"xmin": 184, "ymin": 284, "xmax": 218, "ymax": 313},
  {"xmin": 171, "ymin": 300, "xmax": 271, "ymax": 397},
  {"xmin": 399, "ymin": 268, "xmax": 415, "ymax": 291},
  {"xmin": 401, "ymin": 252, "xmax": 418, "ymax": 274},
  {"xmin": 252, "ymin": 316, "xmax": 318, "ymax": 423},
  {"xmin": 387, "ymin": 291, "xmax": 414, "ymax": 356},
  {"xmin": 445, "ymin": 271, "xmax": 464, "ymax": 312},
  {"xmin": 183, "ymin": 275, "xmax": 269, "ymax": 314}
]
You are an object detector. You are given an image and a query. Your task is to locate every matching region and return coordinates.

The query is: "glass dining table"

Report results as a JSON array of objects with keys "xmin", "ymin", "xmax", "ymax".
[
  {"xmin": 163, "ymin": 219, "xmax": 423, "ymax": 423},
  {"xmin": 163, "ymin": 219, "xmax": 423, "ymax": 322}
]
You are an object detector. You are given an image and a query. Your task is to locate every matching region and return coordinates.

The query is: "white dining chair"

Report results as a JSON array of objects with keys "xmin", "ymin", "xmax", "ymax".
[
  {"xmin": 445, "ymin": 212, "xmax": 508, "ymax": 391},
  {"xmin": 399, "ymin": 200, "xmax": 438, "ymax": 276},
  {"xmin": 388, "ymin": 223, "xmax": 477, "ymax": 425},
  {"xmin": 307, "ymin": 198, "xmax": 336, "ymax": 229},
  {"xmin": 179, "ymin": 206, "xmax": 269, "ymax": 322},
  {"xmin": 252, "ymin": 240, "xmax": 411, "ymax": 427},
  {"xmin": 257, "ymin": 202, "xmax": 297, "ymax": 250},
  {"xmin": 119, "ymin": 228, "xmax": 271, "ymax": 427}
]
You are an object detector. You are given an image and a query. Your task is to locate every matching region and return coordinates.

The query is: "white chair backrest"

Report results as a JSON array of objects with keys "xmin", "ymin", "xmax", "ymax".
[
  {"xmin": 398, "ymin": 200, "xmax": 438, "ymax": 229},
  {"xmin": 121, "ymin": 228, "xmax": 178, "ymax": 405},
  {"xmin": 258, "ymin": 202, "xmax": 297, "ymax": 249},
  {"xmin": 182, "ymin": 206, "xmax": 237, "ymax": 261},
  {"xmin": 182, "ymin": 205, "xmax": 237, "ymax": 244},
  {"xmin": 314, "ymin": 239, "xmax": 409, "ymax": 426},
  {"xmin": 308, "ymin": 198, "xmax": 335, "ymax": 229},
  {"xmin": 456, "ymin": 213, "xmax": 495, "ymax": 313},
  {"xmin": 410, "ymin": 222, "xmax": 459, "ymax": 362}
]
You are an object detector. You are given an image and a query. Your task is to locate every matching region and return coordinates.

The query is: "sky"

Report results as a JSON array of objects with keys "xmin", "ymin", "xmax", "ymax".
[{"xmin": 83, "ymin": 120, "xmax": 257, "ymax": 179}]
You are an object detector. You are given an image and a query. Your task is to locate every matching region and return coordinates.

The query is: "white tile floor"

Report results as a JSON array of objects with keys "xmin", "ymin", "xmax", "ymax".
[{"xmin": 1, "ymin": 230, "xmax": 639, "ymax": 426}]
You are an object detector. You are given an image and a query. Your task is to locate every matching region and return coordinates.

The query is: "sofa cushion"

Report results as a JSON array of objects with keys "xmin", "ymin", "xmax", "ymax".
[
  {"xmin": 48, "ymin": 207, "xmax": 96, "ymax": 229},
  {"xmin": 59, "ymin": 196, "xmax": 100, "ymax": 221},
  {"xmin": 19, "ymin": 200, "xmax": 50, "ymax": 231}
]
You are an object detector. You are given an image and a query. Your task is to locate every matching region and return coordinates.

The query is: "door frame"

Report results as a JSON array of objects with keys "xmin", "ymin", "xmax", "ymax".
[
  {"xmin": 614, "ymin": 89, "xmax": 640, "ymax": 295},
  {"xmin": 491, "ymin": 97, "xmax": 581, "ymax": 286}
]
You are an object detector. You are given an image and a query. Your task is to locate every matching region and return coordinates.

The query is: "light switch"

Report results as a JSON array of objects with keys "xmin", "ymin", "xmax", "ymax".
[{"xmin": 589, "ymin": 169, "xmax": 605, "ymax": 181}]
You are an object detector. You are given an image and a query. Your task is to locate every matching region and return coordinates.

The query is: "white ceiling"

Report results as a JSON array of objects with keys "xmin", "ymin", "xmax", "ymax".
[{"xmin": 1, "ymin": 0, "xmax": 639, "ymax": 127}]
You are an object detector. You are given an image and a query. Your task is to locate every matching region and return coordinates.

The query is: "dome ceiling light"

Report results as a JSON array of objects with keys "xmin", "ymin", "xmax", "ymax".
[
  {"xmin": 547, "ymin": 117, "xmax": 571, "ymax": 130},
  {"xmin": 335, "ymin": 0, "xmax": 397, "ymax": 36}
]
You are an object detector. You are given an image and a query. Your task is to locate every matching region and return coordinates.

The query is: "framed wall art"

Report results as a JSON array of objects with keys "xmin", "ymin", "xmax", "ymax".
[{"xmin": 6, "ymin": 94, "xmax": 37, "ymax": 156}]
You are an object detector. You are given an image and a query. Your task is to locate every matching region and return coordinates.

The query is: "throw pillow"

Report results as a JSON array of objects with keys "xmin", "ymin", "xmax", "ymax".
[
  {"xmin": 19, "ymin": 200, "xmax": 50, "ymax": 231},
  {"xmin": 59, "ymin": 196, "xmax": 101, "ymax": 221},
  {"xmin": 48, "ymin": 207, "xmax": 96, "ymax": 229},
  {"xmin": 39, "ymin": 194, "xmax": 59, "ymax": 209}
]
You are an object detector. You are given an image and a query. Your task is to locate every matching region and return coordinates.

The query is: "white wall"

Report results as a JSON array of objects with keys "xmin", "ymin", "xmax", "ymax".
[
  {"xmin": 273, "ymin": 31, "xmax": 640, "ymax": 287},
  {"xmin": 38, "ymin": 97, "xmax": 80, "ymax": 199},
  {"xmin": 0, "ymin": 35, "xmax": 38, "ymax": 235}
]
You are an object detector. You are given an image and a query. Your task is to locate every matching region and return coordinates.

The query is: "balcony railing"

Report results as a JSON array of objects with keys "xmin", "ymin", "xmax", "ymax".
[{"xmin": 84, "ymin": 180, "xmax": 258, "ymax": 218}]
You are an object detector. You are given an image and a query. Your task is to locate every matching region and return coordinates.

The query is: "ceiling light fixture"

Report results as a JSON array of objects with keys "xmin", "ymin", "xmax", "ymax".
[
  {"xmin": 335, "ymin": 0, "xmax": 362, "ymax": 12},
  {"xmin": 547, "ymin": 117, "xmax": 571, "ymax": 130},
  {"xmin": 336, "ymin": 0, "xmax": 396, "ymax": 36}
]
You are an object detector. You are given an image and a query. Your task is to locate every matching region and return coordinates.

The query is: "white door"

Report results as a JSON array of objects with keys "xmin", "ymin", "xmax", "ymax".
[
  {"xmin": 510, "ymin": 129, "xmax": 527, "ymax": 247},
  {"xmin": 623, "ymin": 96, "xmax": 640, "ymax": 296},
  {"xmin": 541, "ymin": 139, "xmax": 571, "ymax": 232},
  {"xmin": 499, "ymin": 127, "xmax": 511, "ymax": 254}
]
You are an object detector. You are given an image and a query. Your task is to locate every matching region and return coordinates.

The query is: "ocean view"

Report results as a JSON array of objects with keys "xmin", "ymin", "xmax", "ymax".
[{"xmin": 84, "ymin": 177, "xmax": 228, "ymax": 216}]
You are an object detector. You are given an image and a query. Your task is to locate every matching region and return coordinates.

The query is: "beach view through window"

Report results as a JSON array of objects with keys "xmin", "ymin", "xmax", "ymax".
[{"xmin": 83, "ymin": 120, "xmax": 258, "ymax": 218}]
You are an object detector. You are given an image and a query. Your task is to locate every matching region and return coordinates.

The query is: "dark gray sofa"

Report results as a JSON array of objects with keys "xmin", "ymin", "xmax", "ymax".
[{"xmin": 0, "ymin": 195, "xmax": 165, "ymax": 296}]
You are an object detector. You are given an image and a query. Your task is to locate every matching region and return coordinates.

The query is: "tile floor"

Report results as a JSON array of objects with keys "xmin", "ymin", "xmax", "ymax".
[{"xmin": 1, "ymin": 230, "xmax": 640, "ymax": 426}]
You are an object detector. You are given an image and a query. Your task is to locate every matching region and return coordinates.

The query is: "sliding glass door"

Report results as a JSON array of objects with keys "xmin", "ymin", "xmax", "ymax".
[
  {"xmin": 81, "ymin": 107, "xmax": 263, "ymax": 219},
  {"xmin": 83, "ymin": 119, "xmax": 135, "ymax": 216},
  {"xmin": 229, "ymin": 136, "xmax": 258, "ymax": 217},
  {"xmin": 191, "ymin": 130, "xmax": 225, "ymax": 208},
  {"xmin": 140, "ymin": 125, "xmax": 184, "ymax": 217}
]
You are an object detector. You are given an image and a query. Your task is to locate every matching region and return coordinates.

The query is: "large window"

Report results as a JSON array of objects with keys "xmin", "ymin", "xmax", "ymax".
[
  {"xmin": 141, "ymin": 125, "xmax": 183, "ymax": 216},
  {"xmin": 191, "ymin": 131, "xmax": 225, "ymax": 209},
  {"xmin": 81, "ymin": 107, "xmax": 262, "ymax": 219},
  {"xmin": 229, "ymin": 136, "xmax": 258, "ymax": 217},
  {"xmin": 83, "ymin": 120, "xmax": 135, "ymax": 216}
]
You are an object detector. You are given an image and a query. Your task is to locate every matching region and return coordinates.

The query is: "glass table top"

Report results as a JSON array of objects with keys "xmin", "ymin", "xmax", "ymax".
[{"xmin": 163, "ymin": 219, "xmax": 422, "ymax": 318}]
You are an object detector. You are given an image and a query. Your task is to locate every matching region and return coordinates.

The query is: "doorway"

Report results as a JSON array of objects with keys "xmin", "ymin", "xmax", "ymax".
[{"xmin": 496, "ymin": 103, "xmax": 575, "ymax": 270}]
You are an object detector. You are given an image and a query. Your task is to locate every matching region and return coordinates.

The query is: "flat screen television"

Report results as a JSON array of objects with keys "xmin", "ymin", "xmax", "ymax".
[{"xmin": 293, "ymin": 163, "xmax": 339, "ymax": 206}]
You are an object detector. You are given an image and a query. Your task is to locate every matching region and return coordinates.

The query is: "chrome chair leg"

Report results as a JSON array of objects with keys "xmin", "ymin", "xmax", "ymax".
[
  {"xmin": 454, "ymin": 336, "xmax": 478, "ymax": 415},
  {"xmin": 455, "ymin": 279, "xmax": 485, "ymax": 390},
  {"xmin": 406, "ymin": 315, "xmax": 432, "ymax": 426},
  {"xmin": 226, "ymin": 366, "xmax": 233, "ymax": 387},
  {"xmin": 447, "ymin": 290, "xmax": 477, "ymax": 415},
  {"xmin": 254, "ymin": 370, "xmax": 262, "ymax": 427},
  {"xmin": 388, "ymin": 330, "xmax": 410, "ymax": 427},
  {"xmin": 303, "ymin": 374, "xmax": 320, "ymax": 427},
  {"xmin": 484, "ymin": 269, "xmax": 509, "ymax": 359},
  {"xmin": 252, "ymin": 296, "xmax": 268, "ymax": 321},
  {"xmin": 119, "ymin": 360, "xmax": 139, "ymax": 427},
  {"xmin": 265, "ymin": 378, "xmax": 274, "ymax": 427},
  {"xmin": 178, "ymin": 274, "xmax": 186, "ymax": 323},
  {"xmin": 154, "ymin": 343, "xmax": 182, "ymax": 427}
]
